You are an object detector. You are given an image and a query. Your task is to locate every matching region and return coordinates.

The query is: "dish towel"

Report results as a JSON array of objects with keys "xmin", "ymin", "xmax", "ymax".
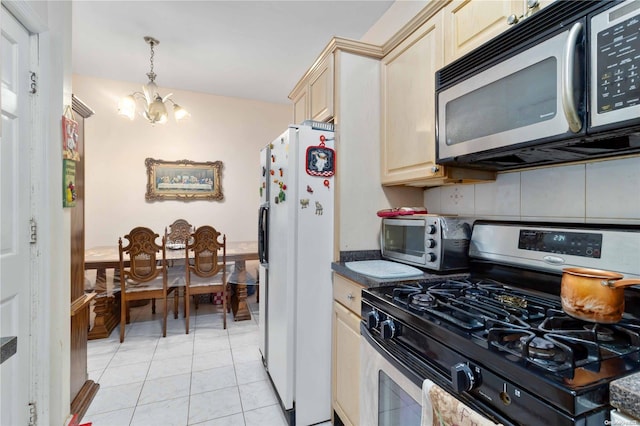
[{"xmin": 421, "ymin": 379, "xmax": 502, "ymax": 426}]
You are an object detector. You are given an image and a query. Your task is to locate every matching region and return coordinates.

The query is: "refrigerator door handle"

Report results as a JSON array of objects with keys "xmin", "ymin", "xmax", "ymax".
[{"xmin": 258, "ymin": 205, "xmax": 269, "ymax": 264}]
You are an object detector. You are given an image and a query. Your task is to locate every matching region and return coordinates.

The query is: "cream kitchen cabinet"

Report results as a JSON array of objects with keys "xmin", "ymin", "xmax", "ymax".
[
  {"xmin": 443, "ymin": 0, "xmax": 555, "ymax": 65},
  {"xmin": 289, "ymin": 38, "xmax": 384, "ymax": 125},
  {"xmin": 381, "ymin": 12, "xmax": 443, "ymax": 185},
  {"xmin": 332, "ymin": 273, "xmax": 364, "ymax": 426},
  {"xmin": 291, "ymin": 53, "xmax": 334, "ymax": 124},
  {"xmin": 380, "ymin": 9, "xmax": 495, "ymax": 186}
]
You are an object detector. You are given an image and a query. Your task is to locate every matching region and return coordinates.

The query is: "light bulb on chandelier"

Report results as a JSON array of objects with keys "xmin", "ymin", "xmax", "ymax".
[{"xmin": 118, "ymin": 36, "xmax": 189, "ymax": 124}]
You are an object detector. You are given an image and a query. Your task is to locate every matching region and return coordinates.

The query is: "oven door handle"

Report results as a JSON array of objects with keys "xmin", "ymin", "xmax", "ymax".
[{"xmin": 562, "ymin": 21, "xmax": 583, "ymax": 133}]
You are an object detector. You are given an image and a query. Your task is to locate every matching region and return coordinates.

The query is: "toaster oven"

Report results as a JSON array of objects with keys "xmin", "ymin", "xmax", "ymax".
[{"xmin": 380, "ymin": 215, "xmax": 473, "ymax": 271}]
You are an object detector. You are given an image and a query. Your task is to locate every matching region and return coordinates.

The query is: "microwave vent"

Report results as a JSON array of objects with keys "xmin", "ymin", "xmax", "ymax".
[
  {"xmin": 436, "ymin": 1, "xmax": 606, "ymax": 91},
  {"xmin": 454, "ymin": 135, "xmax": 640, "ymax": 171}
]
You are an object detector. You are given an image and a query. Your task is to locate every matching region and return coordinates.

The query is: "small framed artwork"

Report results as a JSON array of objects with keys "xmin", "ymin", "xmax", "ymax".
[
  {"xmin": 145, "ymin": 158, "xmax": 224, "ymax": 201},
  {"xmin": 305, "ymin": 144, "xmax": 335, "ymax": 177},
  {"xmin": 63, "ymin": 159, "xmax": 77, "ymax": 207},
  {"xmin": 62, "ymin": 115, "xmax": 80, "ymax": 161}
]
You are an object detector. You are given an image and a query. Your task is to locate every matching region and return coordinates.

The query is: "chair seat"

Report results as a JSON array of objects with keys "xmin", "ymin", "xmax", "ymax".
[
  {"xmin": 124, "ymin": 276, "xmax": 164, "ymax": 292},
  {"xmin": 188, "ymin": 273, "xmax": 224, "ymax": 287}
]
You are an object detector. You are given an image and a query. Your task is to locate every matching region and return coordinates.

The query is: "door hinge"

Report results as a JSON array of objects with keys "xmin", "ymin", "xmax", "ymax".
[
  {"xmin": 28, "ymin": 402, "xmax": 37, "ymax": 426},
  {"xmin": 29, "ymin": 71, "xmax": 37, "ymax": 94},
  {"xmin": 30, "ymin": 218, "xmax": 37, "ymax": 244}
]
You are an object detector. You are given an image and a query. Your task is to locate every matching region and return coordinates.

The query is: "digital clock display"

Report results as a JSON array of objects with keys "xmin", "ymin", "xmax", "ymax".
[{"xmin": 518, "ymin": 229, "xmax": 603, "ymax": 258}]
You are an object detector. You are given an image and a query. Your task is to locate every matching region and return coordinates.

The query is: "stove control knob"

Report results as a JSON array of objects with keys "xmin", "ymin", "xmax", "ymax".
[
  {"xmin": 367, "ymin": 310, "xmax": 380, "ymax": 330},
  {"xmin": 426, "ymin": 239, "xmax": 436, "ymax": 248},
  {"xmin": 451, "ymin": 363, "xmax": 476, "ymax": 392},
  {"xmin": 381, "ymin": 319, "xmax": 396, "ymax": 339}
]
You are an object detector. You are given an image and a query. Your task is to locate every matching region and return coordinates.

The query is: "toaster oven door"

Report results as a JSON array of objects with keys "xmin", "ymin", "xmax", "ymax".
[{"xmin": 380, "ymin": 218, "xmax": 427, "ymax": 267}]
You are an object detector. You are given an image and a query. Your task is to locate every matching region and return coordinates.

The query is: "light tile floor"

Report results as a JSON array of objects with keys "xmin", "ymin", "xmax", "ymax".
[{"xmin": 84, "ymin": 294, "xmax": 299, "ymax": 426}]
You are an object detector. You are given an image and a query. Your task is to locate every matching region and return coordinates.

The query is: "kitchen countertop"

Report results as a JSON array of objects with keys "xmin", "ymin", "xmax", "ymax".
[
  {"xmin": 331, "ymin": 261, "xmax": 468, "ymax": 288},
  {"xmin": 610, "ymin": 373, "xmax": 640, "ymax": 420},
  {"xmin": 331, "ymin": 250, "xmax": 468, "ymax": 288}
]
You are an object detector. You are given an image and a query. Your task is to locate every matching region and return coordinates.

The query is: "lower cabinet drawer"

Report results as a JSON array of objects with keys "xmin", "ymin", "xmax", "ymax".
[{"xmin": 333, "ymin": 273, "xmax": 363, "ymax": 314}]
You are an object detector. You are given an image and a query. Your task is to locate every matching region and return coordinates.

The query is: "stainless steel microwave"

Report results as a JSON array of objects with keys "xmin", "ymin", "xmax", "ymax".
[
  {"xmin": 436, "ymin": 0, "xmax": 640, "ymax": 171},
  {"xmin": 380, "ymin": 215, "xmax": 473, "ymax": 271}
]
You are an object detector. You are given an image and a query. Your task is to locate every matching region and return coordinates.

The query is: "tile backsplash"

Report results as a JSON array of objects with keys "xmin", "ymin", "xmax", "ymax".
[{"xmin": 424, "ymin": 156, "xmax": 640, "ymax": 224}]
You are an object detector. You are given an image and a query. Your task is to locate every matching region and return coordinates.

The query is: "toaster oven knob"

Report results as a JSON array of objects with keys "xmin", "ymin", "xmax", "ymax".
[
  {"xmin": 367, "ymin": 310, "xmax": 380, "ymax": 330},
  {"xmin": 426, "ymin": 239, "xmax": 436, "ymax": 248},
  {"xmin": 427, "ymin": 225, "xmax": 437, "ymax": 235},
  {"xmin": 381, "ymin": 319, "xmax": 396, "ymax": 339},
  {"xmin": 451, "ymin": 363, "xmax": 476, "ymax": 392},
  {"xmin": 426, "ymin": 253, "xmax": 437, "ymax": 262}
]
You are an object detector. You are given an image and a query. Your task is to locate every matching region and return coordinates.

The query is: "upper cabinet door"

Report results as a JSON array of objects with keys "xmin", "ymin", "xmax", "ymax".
[
  {"xmin": 309, "ymin": 53, "xmax": 334, "ymax": 122},
  {"xmin": 381, "ymin": 12, "xmax": 444, "ymax": 185},
  {"xmin": 443, "ymin": 0, "xmax": 520, "ymax": 65},
  {"xmin": 443, "ymin": 0, "xmax": 556, "ymax": 65},
  {"xmin": 292, "ymin": 89, "xmax": 307, "ymax": 125},
  {"xmin": 289, "ymin": 52, "xmax": 334, "ymax": 124}
]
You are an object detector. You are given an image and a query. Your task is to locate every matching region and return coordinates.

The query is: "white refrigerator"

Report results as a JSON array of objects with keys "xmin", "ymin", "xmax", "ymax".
[{"xmin": 258, "ymin": 123, "xmax": 335, "ymax": 425}]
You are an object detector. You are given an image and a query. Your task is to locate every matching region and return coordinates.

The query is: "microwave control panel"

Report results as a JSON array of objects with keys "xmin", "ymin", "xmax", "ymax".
[{"xmin": 591, "ymin": 0, "xmax": 640, "ymax": 126}]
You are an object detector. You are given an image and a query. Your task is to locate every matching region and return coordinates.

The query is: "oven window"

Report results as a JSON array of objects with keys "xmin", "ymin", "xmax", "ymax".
[
  {"xmin": 385, "ymin": 224, "xmax": 425, "ymax": 257},
  {"xmin": 378, "ymin": 371, "xmax": 421, "ymax": 426},
  {"xmin": 445, "ymin": 57, "xmax": 557, "ymax": 145}
]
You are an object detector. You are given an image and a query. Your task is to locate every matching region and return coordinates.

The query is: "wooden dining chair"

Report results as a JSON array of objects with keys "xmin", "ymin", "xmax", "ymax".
[
  {"xmin": 184, "ymin": 225, "xmax": 227, "ymax": 333},
  {"xmin": 118, "ymin": 227, "xmax": 179, "ymax": 343},
  {"xmin": 165, "ymin": 219, "xmax": 194, "ymax": 318}
]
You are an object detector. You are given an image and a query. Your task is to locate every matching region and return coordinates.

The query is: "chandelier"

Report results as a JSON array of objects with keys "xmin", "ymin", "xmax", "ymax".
[{"xmin": 118, "ymin": 36, "xmax": 189, "ymax": 124}]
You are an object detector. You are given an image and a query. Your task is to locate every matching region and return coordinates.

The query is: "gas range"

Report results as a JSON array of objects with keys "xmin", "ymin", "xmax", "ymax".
[{"xmin": 361, "ymin": 221, "xmax": 640, "ymax": 426}]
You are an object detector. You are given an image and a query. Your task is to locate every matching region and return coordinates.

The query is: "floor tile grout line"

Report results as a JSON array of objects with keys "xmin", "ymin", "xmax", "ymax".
[{"xmin": 86, "ymin": 296, "xmax": 263, "ymax": 425}]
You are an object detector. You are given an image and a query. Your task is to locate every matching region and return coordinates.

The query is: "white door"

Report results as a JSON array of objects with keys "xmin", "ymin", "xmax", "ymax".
[{"xmin": 1, "ymin": 6, "xmax": 33, "ymax": 426}]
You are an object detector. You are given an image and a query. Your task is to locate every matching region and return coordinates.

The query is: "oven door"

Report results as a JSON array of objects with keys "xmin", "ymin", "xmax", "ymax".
[
  {"xmin": 437, "ymin": 21, "xmax": 586, "ymax": 163},
  {"xmin": 360, "ymin": 328, "xmax": 422, "ymax": 426}
]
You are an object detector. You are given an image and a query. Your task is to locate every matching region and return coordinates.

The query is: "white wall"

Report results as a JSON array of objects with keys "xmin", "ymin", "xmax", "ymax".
[
  {"xmin": 336, "ymin": 52, "xmax": 423, "ymax": 251},
  {"xmin": 424, "ymin": 156, "xmax": 640, "ymax": 224},
  {"xmin": 360, "ymin": 0, "xmax": 429, "ymax": 45},
  {"xmin": 72, "ymin": 75, "xmax": 291, "ymax": 248}
]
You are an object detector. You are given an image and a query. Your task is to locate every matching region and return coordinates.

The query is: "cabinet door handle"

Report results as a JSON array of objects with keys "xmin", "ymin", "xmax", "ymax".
[{"xmin": 347, "ymin": 293, "xmax": 354, "ymax": 300}]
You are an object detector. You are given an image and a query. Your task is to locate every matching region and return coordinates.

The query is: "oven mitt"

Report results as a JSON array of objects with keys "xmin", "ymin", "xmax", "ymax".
[
  {"xmin": 422, "ymin": 379, "xmax": 503, "ymax": 426},
  {"xmin": 377, "ymin": 207, "xmax": 428, "ymax": 217}
]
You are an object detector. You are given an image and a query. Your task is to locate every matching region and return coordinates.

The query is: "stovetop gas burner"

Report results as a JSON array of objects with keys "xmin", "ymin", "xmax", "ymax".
[
  {"xmin": 376, "ymin": 277, "xmax": 640, "ymax": 374},
  {"xmin": 410, "ymin": 293, "xmax": 436, "ymax": 308}
]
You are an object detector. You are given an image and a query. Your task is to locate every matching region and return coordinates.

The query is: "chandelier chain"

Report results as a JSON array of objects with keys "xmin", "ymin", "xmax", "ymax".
[{"xmin": 147, "ymin": 40, "xmax": 157, "ymax": 83}]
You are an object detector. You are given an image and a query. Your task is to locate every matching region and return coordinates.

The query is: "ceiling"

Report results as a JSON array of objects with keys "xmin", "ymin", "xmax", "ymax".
[{"xmin": 72, "ymin": 1, "xmax": 394, "ymax": 105}]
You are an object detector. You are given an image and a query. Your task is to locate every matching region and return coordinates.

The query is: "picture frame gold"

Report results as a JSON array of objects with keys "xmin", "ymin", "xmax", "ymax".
[{"xmin": 145, "ymin": 158, "xmax": 223, "ymax": 201}]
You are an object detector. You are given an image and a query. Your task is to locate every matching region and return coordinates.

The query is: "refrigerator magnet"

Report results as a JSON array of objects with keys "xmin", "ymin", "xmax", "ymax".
[{"xmin": 305, "ymin": 142, "xmax": 335, "ymax": 177}]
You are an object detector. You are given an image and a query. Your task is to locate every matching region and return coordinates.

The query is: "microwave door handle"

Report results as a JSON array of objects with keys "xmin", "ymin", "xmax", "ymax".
[{"xmin": 562, "ymin": 22, "xmax": 583, "ymax": 133}]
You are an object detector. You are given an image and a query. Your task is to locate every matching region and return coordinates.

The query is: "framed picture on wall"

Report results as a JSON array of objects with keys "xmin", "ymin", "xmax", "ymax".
[{"xmin": 145, "ymin": 158, "xmax": 223, "ymax": 201}]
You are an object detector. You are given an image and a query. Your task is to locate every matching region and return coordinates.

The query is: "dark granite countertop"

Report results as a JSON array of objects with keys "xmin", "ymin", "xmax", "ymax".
[
  {"xmin": 1, "ymin": 336, "xmax": 17, "ymax": 364},
  {"xmin": 610, "ymin": 373, "xmax": 640, "ymax": 420}
]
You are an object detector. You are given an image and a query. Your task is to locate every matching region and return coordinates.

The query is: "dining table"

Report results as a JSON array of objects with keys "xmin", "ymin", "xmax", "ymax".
[{"xmin": 84, "ymin": 241, "xmax": 258, "ymax": 339}]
